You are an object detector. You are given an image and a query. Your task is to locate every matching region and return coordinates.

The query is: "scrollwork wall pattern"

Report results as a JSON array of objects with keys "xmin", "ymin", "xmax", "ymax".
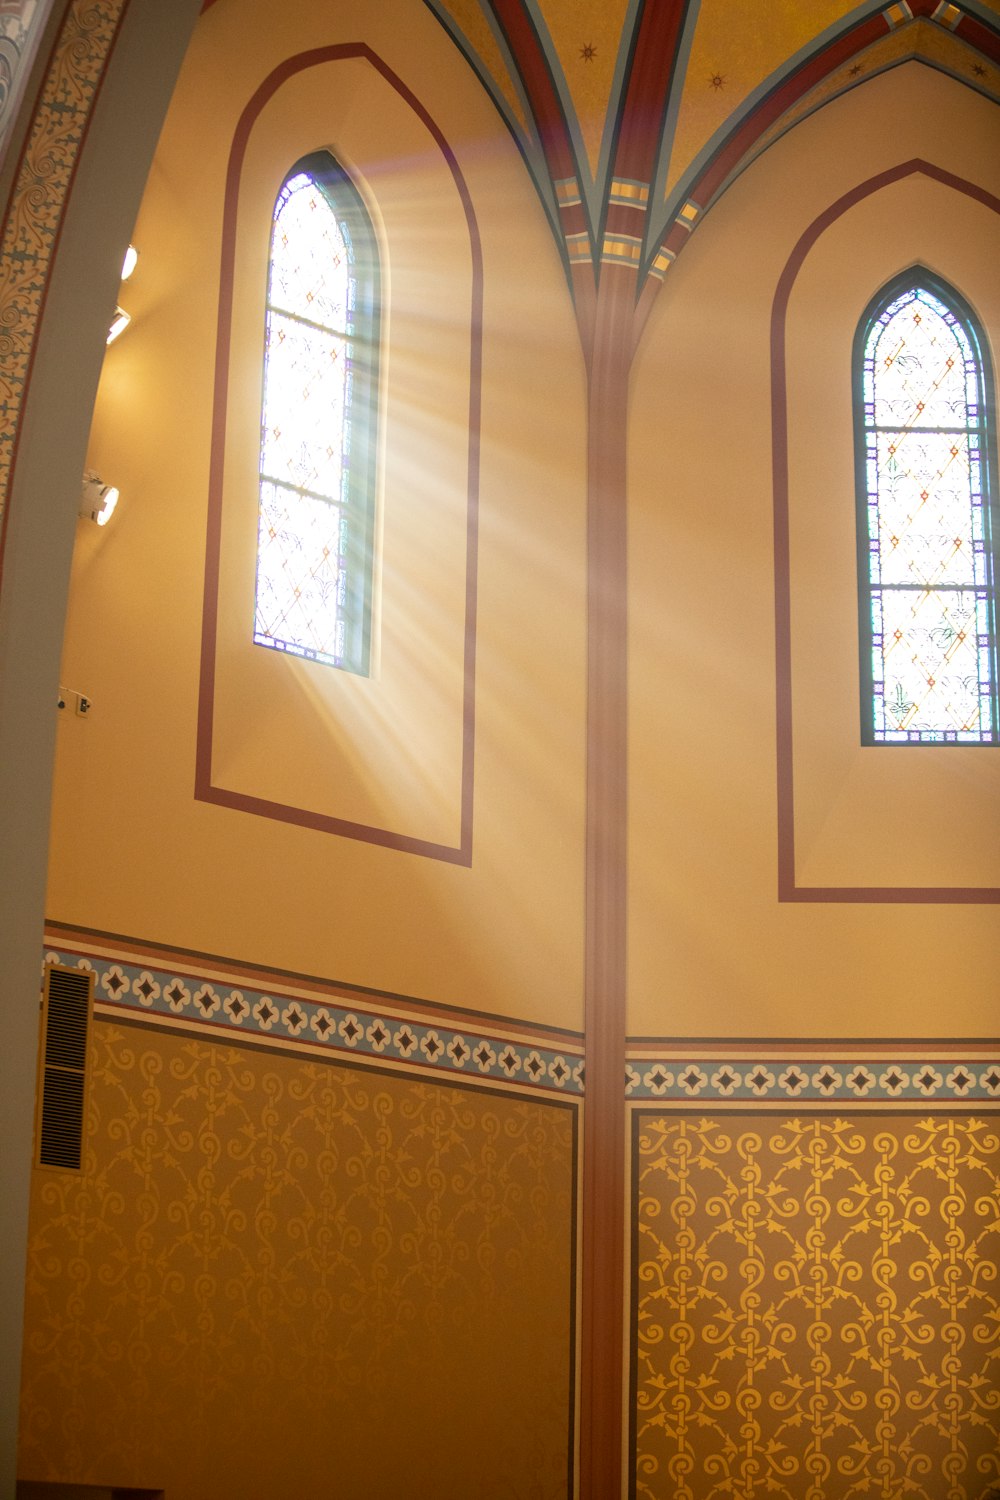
[
  {"xmin": 634, "ymin": 1115, "xmax": 1000, "ymax": 1500},
  {"xmin": 0, "ymin": 0, "xmax": 126, "ymax": 526},
  {"xmin": 19, "ymin": 1023, "xmax": 575, "ymax": 1499}
]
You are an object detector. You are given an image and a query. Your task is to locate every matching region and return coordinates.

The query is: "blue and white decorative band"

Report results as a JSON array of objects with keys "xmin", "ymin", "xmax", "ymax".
[
  {"xmin": 44, "ymin": 947, "xmax": 583, "ymax": 1098},
  {"xmin": 43, "ymin": 942, "xmax": 995, "ymax": 1108},
  {"xmin": 627, "ymin": 1055, "xmax": 1000, "ymax": 1104}
]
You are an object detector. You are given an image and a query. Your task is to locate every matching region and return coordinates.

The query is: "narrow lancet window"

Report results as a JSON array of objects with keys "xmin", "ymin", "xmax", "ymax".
[
  {"xmin": 855, "ymin": 274, "xmax": 998, "ymax": 743},
  {"xmin": 254, "ymin": 152, "xmax": 379, "ymax": 674}
]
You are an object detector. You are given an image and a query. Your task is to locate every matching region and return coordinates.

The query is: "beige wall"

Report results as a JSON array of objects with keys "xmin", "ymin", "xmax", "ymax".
[
  {"xmin": 0, "ymin": 5, "xmax": 203, "ymax": 1491},
  {"xmin": 48, "ymin": 0, "xmax": 587, "ymax": 1030},
  {"xmin": 27, "ymin": 7, "xmax": 586, "ymax": 1492},
  {"xmin": 16, "ymin": 7, "xmax": 1000, "ymax": 1496},
  {"xmin": 628, "ymin": 64, "xmax": 1000, "ymax": 1039}
]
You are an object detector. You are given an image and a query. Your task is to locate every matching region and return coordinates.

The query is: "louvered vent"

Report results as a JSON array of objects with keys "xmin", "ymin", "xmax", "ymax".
[{"xmin": 36, "ymin": 963, "xmax": 93, "ymax": 1170}]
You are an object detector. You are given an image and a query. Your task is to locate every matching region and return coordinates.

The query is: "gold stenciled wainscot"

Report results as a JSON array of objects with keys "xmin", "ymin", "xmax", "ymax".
[{"xmin": 633, "ymin": 1112, "xmax": 1000, "ymax": 1498}]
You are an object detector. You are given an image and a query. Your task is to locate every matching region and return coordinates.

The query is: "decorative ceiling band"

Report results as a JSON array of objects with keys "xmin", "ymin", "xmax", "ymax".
[
  {"xmin": 932, "ymin": 1, "xmax": 963, "ymax": 27},
  {"xmin": 609, "ymin": 176, "xmax": 650, "ymax": 206},
  {"xmin": 554, "ymin": 175, "xmax": 581, "ymax": 207},
  {"xmin": 647, "ymin": 246, "xmax": 676, "ymax": 281},
  {"xmin": 601, "ymin": 232, "xmax": 642, "ymax": 265},
  {"xmin": 884, "ymin": 1, "xmax": 915, "ymax": 27},
  {"xmin": 565, "ymin": 231, "xmax": 592, "ymax": 262}
]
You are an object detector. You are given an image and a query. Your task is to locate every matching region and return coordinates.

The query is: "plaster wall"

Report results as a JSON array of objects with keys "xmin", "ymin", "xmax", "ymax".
[
  {"xmin": 47, "ymin": 0, "xmax": 587, "ymax": 1030},
  {"xmin": 0, "ymin": 4, "xmax": 203, "ymax": 1490},
  {"xmin": 628, "ymin": 64, "xmax": 1000, "ymax": 1040}
]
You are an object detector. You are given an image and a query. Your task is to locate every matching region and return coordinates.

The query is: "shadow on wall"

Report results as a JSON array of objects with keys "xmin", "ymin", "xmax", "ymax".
[{"xmin": 17, "ymin": 1485, "xmax": 163, "ymax": 1499}]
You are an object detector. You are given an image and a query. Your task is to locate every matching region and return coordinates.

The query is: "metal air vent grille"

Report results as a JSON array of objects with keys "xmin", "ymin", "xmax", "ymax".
[{"xmin": 36, "ymin": 963, "xmax": 93, "ymax": 1171}]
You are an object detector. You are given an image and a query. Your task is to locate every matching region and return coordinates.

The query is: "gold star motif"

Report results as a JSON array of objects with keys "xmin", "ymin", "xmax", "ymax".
[
  {"xmin": 580, "ymin": 42, "xmax": 597, "ymax": 62},
  {"xmin": 708, "ymin": 72, "xmax": 725, "ymax": 90}
]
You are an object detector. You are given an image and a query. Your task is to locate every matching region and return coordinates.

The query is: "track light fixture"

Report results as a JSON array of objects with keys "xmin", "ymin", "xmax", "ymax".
[
  {"xmin": 107, "ymin": 306, "xmax": 131, "ymax": 344},
  {"xmin": 107, "ymin": 245, "xmax": 138, "ymax": 342},
  {"xmin": 79, "ymin": 471, "xmax": 119, "ymax": 526}
]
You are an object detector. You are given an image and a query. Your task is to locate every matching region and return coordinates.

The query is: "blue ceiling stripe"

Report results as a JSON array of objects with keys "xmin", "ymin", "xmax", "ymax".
[
  {"xmin": 644, "ymin": 0, "xmax": 905, "ymax": 268},
  {"xmin": 589, "ymin": 0, "xmax": 647, "ymax": 229},
  {"xmin": 505, "ymin": 0, "xmax": 598, "ymax": 251},
  {"xmin": 644, "ymin": 0, "xmax": 701, "ymax": 262},
  {"xmin": 421, "ymin": 0, "xmax": 567, "ymax": 270}
]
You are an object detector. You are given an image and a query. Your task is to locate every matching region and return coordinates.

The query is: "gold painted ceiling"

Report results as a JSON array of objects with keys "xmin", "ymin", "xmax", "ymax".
[
  {"xmin": 424, "ymin": 0, "xmax": 1000, "ymax": 298},
  {"xmin": 201, "ymin": 0, "xmax": 1000, "ymax": 303}
]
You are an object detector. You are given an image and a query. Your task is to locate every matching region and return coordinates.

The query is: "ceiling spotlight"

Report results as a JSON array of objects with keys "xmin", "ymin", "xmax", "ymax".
[
  {"xmin": 79, "ymin": 471, "xmax": 120, "ymax": 527},
  {"xmin": 120, "ymin": 244, "xmax": 138, "ymax": 282},
  {"xmin": 107, "ymin": 306, "xmax": 131, "ymax": 345}
]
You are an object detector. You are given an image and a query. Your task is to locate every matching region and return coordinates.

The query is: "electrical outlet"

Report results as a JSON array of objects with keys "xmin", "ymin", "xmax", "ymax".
[{"xmin": 75, "ymin": 693, "xmax": 91, "ymax": 718}]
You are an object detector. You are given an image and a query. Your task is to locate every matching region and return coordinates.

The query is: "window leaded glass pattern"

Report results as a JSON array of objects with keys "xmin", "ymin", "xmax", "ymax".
[
  {"xmin": 254, "ymin": 153, "xmax": 378, "ymax": 674},
  {"xmin": 856, "ymin": 275, "xmax": 998, "ymax": 743}
]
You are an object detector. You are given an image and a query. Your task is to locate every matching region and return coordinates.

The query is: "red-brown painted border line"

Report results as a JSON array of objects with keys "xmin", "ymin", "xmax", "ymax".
[
  {"xmin": 771, "ymin": 159, "xmax": 1000, "ymax": 904},
  {"xmin": 196, "ymin": 45, "xmax": 482, "ymax": 865},
  {"xmin": 577, "ymin": 16, "xmax": 697, "ymax": 1487},
  {"xmin": 579, "ymin": 264, "xmax": 633, "ymax": 1500},
  {"xmin": 44, "ymin": 918, "xmax": 586, "ymax": 1045},
  {"xmin": 579, "ymin": 16, "xmax": 703, "ymax": 1485}
]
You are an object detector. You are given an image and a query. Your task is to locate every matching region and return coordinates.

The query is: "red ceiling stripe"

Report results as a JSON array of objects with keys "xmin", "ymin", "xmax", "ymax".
[
  {"xmin": 956, "ymin": 12, "xmax": 1000, "ymax": 64},
  {"xmin": 612, "ymin": 0, "xmax": 690, "ymax": 187},
  {"xmin": 651, "ymin": 2, "xmax": 1000, "ymax": 273},
  {"xmin": 691, "ymin": 13, "xmax": 889, "ymax": 207},
  {"xmin": 487, "ymin": 0, "xmax": 577, "ymax": 183}
]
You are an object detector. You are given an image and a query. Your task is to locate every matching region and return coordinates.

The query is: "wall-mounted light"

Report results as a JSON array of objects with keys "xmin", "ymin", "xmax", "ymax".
[
  {"xmin": 107, "ymin": 306, "xmax": 131, "ymax": 345},
  {"xmin": 79, "ymin": 471, "xmax": 120, "ymax": 526},
  {"xmin": 107, "ymin": 246, "xmax": 138, "ymax": 343}
]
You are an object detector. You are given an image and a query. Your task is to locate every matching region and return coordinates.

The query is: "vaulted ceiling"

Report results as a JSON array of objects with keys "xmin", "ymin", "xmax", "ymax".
[{"xmin": 423, "ymin": 0, "xmax": 1000, "ymax": 296}]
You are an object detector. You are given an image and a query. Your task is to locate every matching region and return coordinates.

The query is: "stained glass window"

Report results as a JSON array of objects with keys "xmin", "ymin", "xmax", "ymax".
[
  {"xmin": 254, "ymin": 153, "xmax": 379, "ymax": 674},
  {"xmin": 855, "ymin": 274, "xmax": 998, "ymax": 743}
]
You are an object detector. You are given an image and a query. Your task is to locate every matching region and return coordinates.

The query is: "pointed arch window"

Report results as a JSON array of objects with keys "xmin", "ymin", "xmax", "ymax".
[
  {"xmin": 254, "ymin": 152, "xmax": 379, "ymax": 674},
  {"xmin": 855, "ymin": 273, "xmax": 999, "ymax": 743}
]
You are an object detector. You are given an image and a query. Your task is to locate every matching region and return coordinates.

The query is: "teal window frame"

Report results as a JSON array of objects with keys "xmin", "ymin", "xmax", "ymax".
[
  {"xmin": 254, "ymin": 150, "xmax": 380, "ymax": 675},
  {"xmin": 853, "ymin": 268, "xmax": 999, "ymax": 745}
]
